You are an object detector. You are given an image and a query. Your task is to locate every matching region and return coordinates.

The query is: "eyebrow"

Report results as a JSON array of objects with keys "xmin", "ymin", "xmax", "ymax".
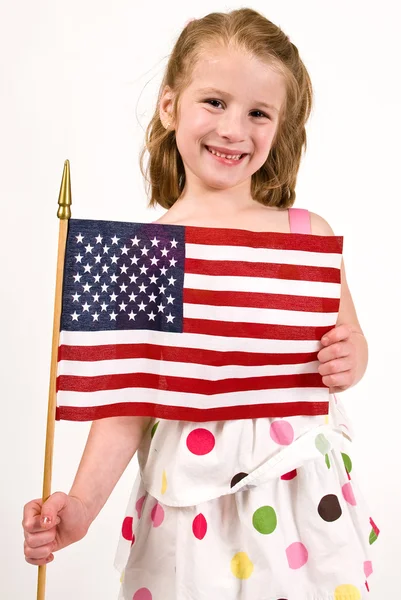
[{"xmin": 196, "ymin": 87, "xmax": 279, "ymax": 113}]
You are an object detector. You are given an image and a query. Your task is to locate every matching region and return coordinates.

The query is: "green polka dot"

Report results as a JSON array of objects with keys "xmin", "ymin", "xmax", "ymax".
[
  {"xmin": 252, "ymin": 506, "xmax": 277, "ymax": 535},
  {"xmin": 151, "ymin": 421, "xmax": 160, "ymax": 439},
  {"xmin": 315, "ymin": 433, "xmax": 331, "ymax": 455},
  {"xmin": 341, "ymin": 452, "xmax": 352, "ymax": 473},
  {"xmin": 325, "ymin": 453, "xmax": 331, "ymax": 469}
]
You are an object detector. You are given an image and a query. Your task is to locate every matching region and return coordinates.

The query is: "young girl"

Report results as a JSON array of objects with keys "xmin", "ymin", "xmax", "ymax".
[{"xmin": 23, "ymin": 8, "xmax": 380, "ymax": 599}]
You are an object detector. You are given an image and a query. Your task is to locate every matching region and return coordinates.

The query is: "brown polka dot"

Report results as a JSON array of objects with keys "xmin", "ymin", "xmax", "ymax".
[{"xmin": 318, "ymin": 494, "xmax": 342, "ymax": 522}]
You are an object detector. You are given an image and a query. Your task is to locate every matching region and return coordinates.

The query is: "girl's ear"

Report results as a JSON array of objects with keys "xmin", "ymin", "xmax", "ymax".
[{"xmin": 159, "ymin": 86, "xmax": 175, "ymax": 129}]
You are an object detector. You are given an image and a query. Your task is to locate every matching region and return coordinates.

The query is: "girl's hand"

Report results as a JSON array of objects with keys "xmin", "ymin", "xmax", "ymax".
[
  {"xmin": 317, "ymin": 324, "xmax": 363, "ymax": 394},
  {"xmin": 22, "ymin": 492, "xmax": 91, "ymax": 566}
]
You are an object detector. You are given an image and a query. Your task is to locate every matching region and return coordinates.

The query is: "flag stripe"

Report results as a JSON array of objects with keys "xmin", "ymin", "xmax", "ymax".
[
  {"xmin": 183, "ymin": 319, "xmax": 331, "ymax": 340},
  {"xmin": 56, "ymin": 400, "xmax": 329, "ymax": 422},
  {"xmin": 185, "ymin": 258, "xmax": 341, "ymax": 282},
  {"xmin": 183, "ymin": 273, "xmax": 341, "ymax": 298},
  {"xmin": 58, "ymin": 343, "xmax": 319, "ymax": 366}
]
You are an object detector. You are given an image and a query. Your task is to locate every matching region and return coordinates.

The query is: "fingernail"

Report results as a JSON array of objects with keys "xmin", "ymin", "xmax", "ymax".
[
  {"xmin": 322, "ymin": 337, "xmax": 329, "ymax": 344},
  {"xmin": 41, "ymin": 516, "xmax": 51, "ymax": 526}
]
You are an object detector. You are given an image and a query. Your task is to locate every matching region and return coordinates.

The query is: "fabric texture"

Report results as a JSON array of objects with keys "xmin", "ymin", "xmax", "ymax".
[{"xmin": 113, "ymin": 209, "xmax": 379, "ymax": 600}]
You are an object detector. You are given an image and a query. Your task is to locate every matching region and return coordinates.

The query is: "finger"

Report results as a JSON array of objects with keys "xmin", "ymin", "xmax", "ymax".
[
  {"xmin": 25, "ymin": 553, "xmax": 54, "ymax": 566},
  {"xmin": 318, "ymin": 357, "xmax": 352, "ymax": 377},
  {"xmin": 24, "ymin": 527, "xmax": 57, "ymax": 548},
  {"xmin": 318, "ymin": 341, "xmax": 351, "ymax": 363},
  {"xmin": 321, "ymin": 324, "xmax": 353, "ymax": 345},
  {"xmin": 322, "ymin": 369, "xmax": 352, "ymax": 389},
  {"xmin": 24, "ymin": 539, "xmax": 57, "ymax": 561}
]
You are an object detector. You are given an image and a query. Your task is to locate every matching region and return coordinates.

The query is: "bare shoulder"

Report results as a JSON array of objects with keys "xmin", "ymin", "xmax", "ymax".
[{"xmin": 309, "ymin": 211, "xmax": 336, "ymax": 236}]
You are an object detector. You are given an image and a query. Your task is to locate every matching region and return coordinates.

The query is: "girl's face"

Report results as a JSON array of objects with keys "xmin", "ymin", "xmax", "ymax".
[{"xmin": 162, "ymin": 46, "xmax": 287, "ymax": 195}]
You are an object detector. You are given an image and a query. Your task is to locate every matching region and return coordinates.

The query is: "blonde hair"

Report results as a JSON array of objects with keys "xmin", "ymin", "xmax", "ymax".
[{"xmin": 139, "ymin": 8, "xmax": 313, "ymax": 210}]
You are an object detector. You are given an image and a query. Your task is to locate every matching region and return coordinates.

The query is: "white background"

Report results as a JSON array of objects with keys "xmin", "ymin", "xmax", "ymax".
[{"xmin": 1, "ymin": 1, "xmax": 399, "ymax": 598}]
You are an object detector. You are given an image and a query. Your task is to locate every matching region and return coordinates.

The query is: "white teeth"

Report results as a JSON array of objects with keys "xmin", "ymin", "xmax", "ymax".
[{"xmin": 207, "ymin": 146, "xmax": 243, "ymax": 160}]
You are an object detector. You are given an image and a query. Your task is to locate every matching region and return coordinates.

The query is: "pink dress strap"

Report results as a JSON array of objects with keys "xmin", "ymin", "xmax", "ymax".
[{"xmin": 288, "ymin": 207, "xmax": 311, "ymax": 234}]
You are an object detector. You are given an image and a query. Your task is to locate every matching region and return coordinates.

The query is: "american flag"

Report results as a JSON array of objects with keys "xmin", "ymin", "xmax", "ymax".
[{"xmin": 55, "ymin": 218, "xmax": 343, "ymax": 422}]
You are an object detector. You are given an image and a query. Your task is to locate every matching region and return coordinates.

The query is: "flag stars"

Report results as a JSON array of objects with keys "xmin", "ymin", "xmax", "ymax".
[
  {"xmin": 82, "ymin": 282, "xmax": 92, "ymax": 293},
  {"xmin": 141, "ymin": 246, "xmax": 150, "ymax": 256},
  {"xmin": 92, "ymin": 312, "xmax": 100, "ymax": 322},
  {"xmin": 92, "ymin": 293, "xmax": 100, "ymax": 302},
  {"xmin": 160, "ymin": 266, "xmax": 168, "ymax": 276},
  {"xmin": 166, "ymin": 294, "xmax": 174, "ymax": 304},
  {"xmin": 85, "ymin": 243, "xmax": 94, "ymax": 254},
  {"xmin": 71, "ymin": 311, "xmax": 80, "ymax": 321},
  {"xmin": 73, "ymin": 273, "xmax": 82, "ymax": 283},
  {"xmin": 167, "ymin": 276, "xmax": 176, "ymax": 286},
  {"xmin": 102, "ymin": 264, "xmax": 110, "ymax": 273},
  {"xmin": 110, "ymin": 292, "xmax": 118, "ymax": 302},
  {"xmin": 149, "ymin": 274, "xmax": 158, "ymax": 286},
  {"xmin": 170, "ymin": 238, "xmax": 178, "ymax": 248},
  {"xmin": 109, "ymin": 311, "xmax": 117, "ymax": 321},
  {"xmin": 76, "ymin": 233, "xmax": 84, "ymax": 244},
  {"xmin": 169, "ymin": 257, "xmax": 177, "ymax": 267},
  {"xmin": 161, "ymin": 247, "xmax": 169, "ymax": 257},
  {"xmin": 148, "ymin": 311, "xmax": 156, "ymax": 321},
  {"xmin": 93, "ymin": 274, "xmax": 101, "ymax": 283},
  {"xmin": 129, "ymin": 292, "xmax": 138, "ymax": 302},
  {"xmin": 157, "ymin": 303, "xmax": 165, "ymax": 313},
  {"xmin": 140, "ymin": 265, "xmax": 148, "ymax": 275},
  {"xmin": 150, "ymin": 236, "xmax": 160, "ymax": 247},
  {"xmin": 100, "ymin": 302, "xmax": 108, "ymax": 311},
  {"xmin": 138, "ymin": 301, "xmax": 147, "ymax": 311},
  {"xmin": 120, "ymin": 245, "xmax": 129, "ymax": 255},
  {"xmin": 138, "ymin": 282, "xmax": 148, "ymax": 293},
  {"xmin": 110, "ymin": 254, "xmax": 119, "ymax": 264},
  {"xmin": 158, "ymin": 284, "xmax": 166, "ymax": 294},
  {"xmin": 82, "ymin": 302, "xmax": 91, "ymax": 312},
  {"xmin": 94, "ymin": 254, "xmax": 102, "ymax": 264},
  {"xmin": 95, "ymin": 234, "xmax": 103, "ymax": 244},
  {"xmin": 110, "ymin": 273, "xmax": 118, "ymax": 283},
  {"xmin": 131, "ymin": 235, "xmax": 140, "ymax": 246},
  {"xmin": 75, "ymin": 254, "xmax": 83, "ymax": 263},
  {"xmin": 101, "ymin": 283, "xmax": 108, "ymax": 293},
  {"xmin": 130, "ymin": 254, "xmax": 140, "ymax": 265},
  {"xmin": 148, "ymin": 292, "xmax": 157, "ymax": 302},
  {"xmin": 150, "ymin": 256, "xmax": 159, "ymax": 265},
  {"xmin": 128, "ymin": 311, "xmax": 136, "ymax": 320},
  {"xmin": 72, "ymin": 293, "xmax": 81, "ymax": 302},
  {"xmin": 111, "ymin": 235, "xmax": 120, "ymax": 245},
  {"xmin": 103, "ymin": 245, "xmax": 110, "ymax": 254},
  {"xmin": 129, "ymin": 273, "xmax": 138, "ymax": 284},
  {"xmin": 83, "ymin": 263, "xmax": 92, "ymax": 273},
  {"xmin": 119, "ymin": 301, "xmax": 127, "ymax": 312},
  {"xmin": 120, "ymin": 264, "xmax": 128, "ymax": 274},
  {"xmin": 166, "ymin": 313, "xmax": 175, "ymax": 323},
  {"xmin": 119, "ymin": 283, "xmax": 128, "ymax": 293}
]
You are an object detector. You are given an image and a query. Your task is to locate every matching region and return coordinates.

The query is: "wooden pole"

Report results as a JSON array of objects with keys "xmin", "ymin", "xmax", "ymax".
[{"xmin": 37, "ymin": 161, "xmax": 72, "ymax": 600}]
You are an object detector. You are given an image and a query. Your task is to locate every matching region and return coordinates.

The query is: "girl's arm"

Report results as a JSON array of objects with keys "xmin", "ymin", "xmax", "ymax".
[{"xmin": 68, "ymin": 415, "xmax": 152, "ymax": 526}]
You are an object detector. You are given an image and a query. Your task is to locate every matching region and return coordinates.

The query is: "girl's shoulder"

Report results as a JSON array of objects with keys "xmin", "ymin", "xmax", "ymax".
[{"xmin": 308, "ymin": 210, "xmax": 336, "ymax": 236}]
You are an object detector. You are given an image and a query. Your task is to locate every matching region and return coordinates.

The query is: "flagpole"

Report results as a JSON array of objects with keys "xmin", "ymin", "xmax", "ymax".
[{"xmin": 37, "ymin": 160, "xmax": 72, "ymax": 600}]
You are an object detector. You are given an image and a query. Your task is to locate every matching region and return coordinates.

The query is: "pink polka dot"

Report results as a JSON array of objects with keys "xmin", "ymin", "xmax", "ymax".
[
  {"xmin": 131, "ymin": 534, "xmax": 135, "ymax": 546},
  {"xmin": 122, "ymin": 516, "xmax": 133, "ymax": 541},
  {"xmin": 136, "ymin": 495, "xmax": 145, "ymax": 519},
  {"xmin": 151, "ymin": 502, "xmax": 165, "ymax": 527},
  {"xmin": 342, "ymin": 482, "xmax": 357, "ymax": 506},
  {"xmin": 270, "ymin": 420, "xmax": 294, "ymax": 445},
  {"xmin": 186, "ymin": 428, "xmax": 215, "ymax": 455},
  {"xmin": 286, "ymin": 542, "xmax": 308, "ymax": 569},
  {"xmin": 133, "ymin": 588, "xmax": 152, "ymax": 600},
  {"xmin": 192, "ymin": 513, "xmax": 207, "ymax": 540},
  {"xmin": 281, "ymin": 469, "xmax": 297, "ymax": 480},
  {"xmin": 364, "ymin": 560, "xmax": 373, "ymax": 578}
]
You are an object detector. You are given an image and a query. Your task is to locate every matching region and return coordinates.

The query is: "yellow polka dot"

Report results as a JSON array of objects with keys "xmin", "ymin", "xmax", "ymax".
[
  {"xmin": 334, "ymin": 584, "xmax": 361, "ymax": 600},
  {"xmin": 324, "ymin": 414, "xmax": 329, "ymax": 425},
  {"xmin": 120, "ymin": 569, "xmax": 125, "ymax": 583},
  {"xmin": 161, "ymin": 469, "xmax": 168, "ymax": 495},
  {"xmin": 230, "ymin": 552, "xmax": 254, "ymax": 579}
]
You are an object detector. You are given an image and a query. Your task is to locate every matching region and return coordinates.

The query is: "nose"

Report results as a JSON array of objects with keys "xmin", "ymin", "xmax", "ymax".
[{"xmin": 216, "ymin": 109, "xmax": 247, "ymax": 143}]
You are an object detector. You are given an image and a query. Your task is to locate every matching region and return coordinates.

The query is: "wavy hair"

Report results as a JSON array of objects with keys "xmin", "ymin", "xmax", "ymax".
[{"xmin": 139, "ymin": 8, "xmax": 314, "ymax": 209}]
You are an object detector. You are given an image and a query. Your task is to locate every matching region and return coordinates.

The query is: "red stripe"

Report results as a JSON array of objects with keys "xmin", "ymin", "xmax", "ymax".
[
  {"xmin": 183, "ymin": 288, "xmax": 340, "ymax": 312},
  {"xmin": 57, "ymin": 371, "xmax": 323, "ymax": 394},
  {"xmin": 185, "ymin": 225, "xmax": 343, "ymax": 253},
  {"xmin": 184, "ymin": 318, "xmax": 332, "ymax": 340},
  {"xmin": 58, "ymin": 343, "xmax": 319, "ymax": 366},
  {"xmin": 185, "ymin": 258, "xmax": 340, "ymax": 283},
  {"xmin": 56, "ymin": 400, "xmax": 329, "ymax": 422}
]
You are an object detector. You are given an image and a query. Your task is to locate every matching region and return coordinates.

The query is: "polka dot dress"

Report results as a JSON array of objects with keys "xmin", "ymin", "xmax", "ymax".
[{"xmin": 114, "ymin": 394, "xmax": 379, "ymax": 600}]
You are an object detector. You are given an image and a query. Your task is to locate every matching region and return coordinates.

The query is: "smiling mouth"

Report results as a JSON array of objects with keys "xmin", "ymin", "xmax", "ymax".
[{"xmin": 205, "ymin": 145, "xmax": 248, "ymax": 161}]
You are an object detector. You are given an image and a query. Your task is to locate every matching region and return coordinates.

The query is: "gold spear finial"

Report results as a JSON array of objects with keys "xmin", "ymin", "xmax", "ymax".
[{"xmin": 57, "ymin": 159, "xmax": 72, "ymax": 219}]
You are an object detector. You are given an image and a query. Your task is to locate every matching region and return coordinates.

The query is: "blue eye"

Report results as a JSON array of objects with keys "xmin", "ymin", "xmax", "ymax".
[{"xmin": 205, "ymin": 99, "xmax": 269, "ymax": 119}]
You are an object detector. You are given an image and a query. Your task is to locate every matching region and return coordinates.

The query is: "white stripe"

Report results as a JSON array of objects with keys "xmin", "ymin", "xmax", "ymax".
[
  {"xmin": 57, "ymin": 386, "xmax": 328, "ymax": 410},
  {"xmin": 186, "ymin": 243, "xmax": 342, "ymax": 268},
  {"xmin": 184, "ymin": 303, "xmax": 338, "ymax": 326},
  {"xmin": 59, "ymin": 329, "xmax": 325, "ymax": 353},
  {"xmin": 58, "ymin": 357, "xmax": 321, "ymax": 379},
  {"xmin": 184, "ymin": 273, "xmax": 341, "ymax": 298}
]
